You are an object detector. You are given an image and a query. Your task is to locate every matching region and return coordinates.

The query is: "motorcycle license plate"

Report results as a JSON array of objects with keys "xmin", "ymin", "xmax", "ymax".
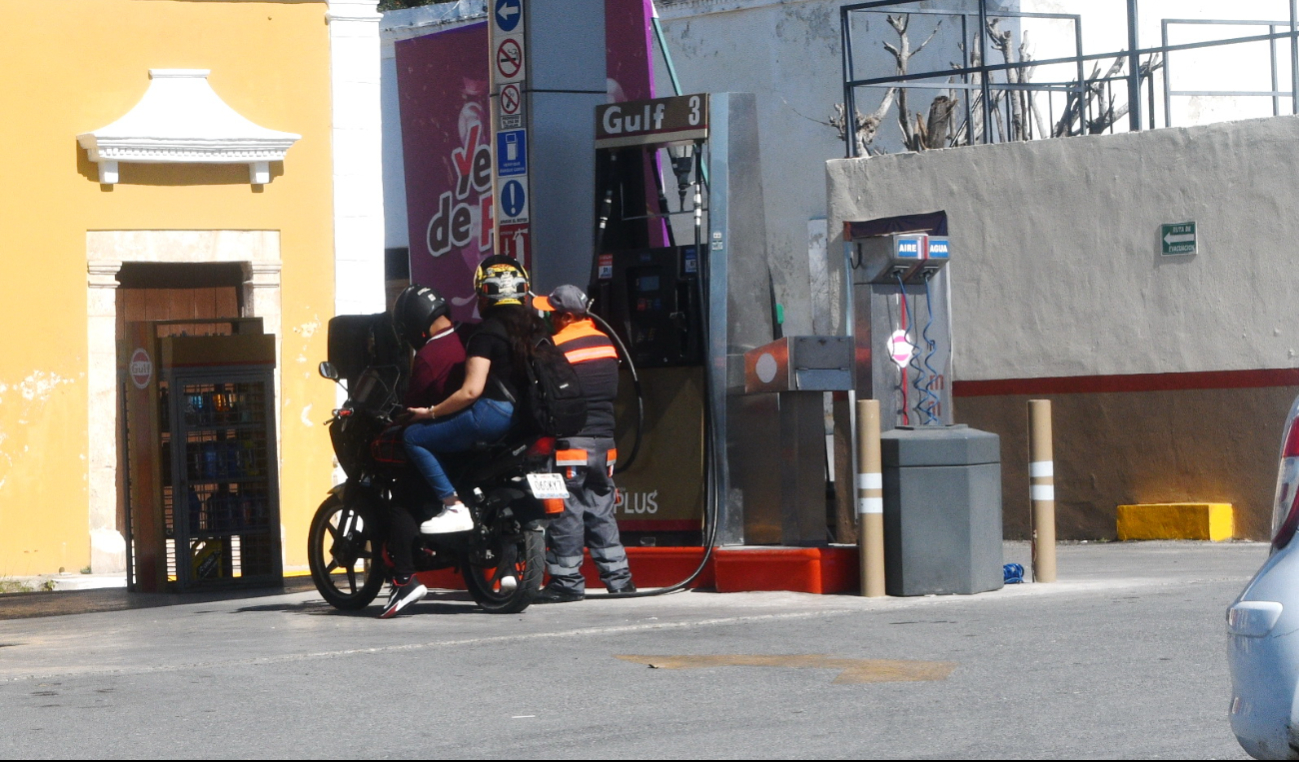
[{"xmin": 526, "ymin": 472, "xmax": 569, "ymax": 500}]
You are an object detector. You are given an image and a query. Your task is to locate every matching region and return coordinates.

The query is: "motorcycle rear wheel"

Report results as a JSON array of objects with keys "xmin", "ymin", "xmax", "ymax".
[
  {"xmin": 463, "ymin": 519, "xmax": 544, "ymax": 614},
  {"xmin": 308, "ymin": 495, "xmax": 386, "ymax": 610}
]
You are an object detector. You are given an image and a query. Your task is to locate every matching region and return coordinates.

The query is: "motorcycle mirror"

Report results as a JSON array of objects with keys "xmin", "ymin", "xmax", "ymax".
[{"xmin": 318, "ymin": 361, "xmax": 340, "ymax": 381}]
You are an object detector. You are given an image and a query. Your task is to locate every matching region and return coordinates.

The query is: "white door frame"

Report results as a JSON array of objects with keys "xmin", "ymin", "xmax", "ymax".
[{"xmin": 86, "ymin": 230, "xmax": 282, "ymax": 573}]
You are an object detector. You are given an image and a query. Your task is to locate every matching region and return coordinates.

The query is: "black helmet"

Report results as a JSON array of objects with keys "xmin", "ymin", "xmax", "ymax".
[
  {"xmin": 392, "ymin": 284, "xmax": 450, "ymax": 348},
  {"xmin": 473, "ymin": 255, "xmax": 530, "ymax": 307}
]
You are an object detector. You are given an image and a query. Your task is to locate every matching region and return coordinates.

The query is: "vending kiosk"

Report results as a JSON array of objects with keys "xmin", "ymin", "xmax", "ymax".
[{"xmin": 122, "ymin": 318, "xmax": 282, "ymax": 592}]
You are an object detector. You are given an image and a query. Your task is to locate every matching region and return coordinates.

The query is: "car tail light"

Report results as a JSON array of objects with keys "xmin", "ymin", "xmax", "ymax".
[
  {"xmin": 526, "ymin": 437, "xmax": 557, "ymax": 459},
  {"xmin": 542, "ymin": 498, "xmax": 565, "ymax": 515},
  {"xmin": 1272, "ymin": 397, "xmax": 1299, "ymax": 551}
]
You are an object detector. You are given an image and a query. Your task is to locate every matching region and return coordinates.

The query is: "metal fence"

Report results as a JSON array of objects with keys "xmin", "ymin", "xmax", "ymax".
[{"xmin": 840, "ymin": 0, "xmax": 1299, "ymax": 158}]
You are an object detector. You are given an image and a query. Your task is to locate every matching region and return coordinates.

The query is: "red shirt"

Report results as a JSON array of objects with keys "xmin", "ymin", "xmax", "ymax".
[{"xmin": 404, "ymin": 328, "xmax": 466, "ymax": 407}]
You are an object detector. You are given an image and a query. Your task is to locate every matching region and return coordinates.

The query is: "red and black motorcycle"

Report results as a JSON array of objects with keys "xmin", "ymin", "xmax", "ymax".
[{"xmin": 306, "ymin": 314, "xmax": 565, "ymax": 614}]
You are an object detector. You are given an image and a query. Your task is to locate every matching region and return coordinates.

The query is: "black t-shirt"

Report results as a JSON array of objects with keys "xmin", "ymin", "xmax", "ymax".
[{"xmin": 465, "ymin": 317, "xmax": 521, "ymax": 404}]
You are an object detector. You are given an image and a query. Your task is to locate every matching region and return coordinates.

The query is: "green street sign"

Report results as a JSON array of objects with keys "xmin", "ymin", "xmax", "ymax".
[{"xmin": 1162, "ymin": 222, "xmax": 1197, "ymax": 256}]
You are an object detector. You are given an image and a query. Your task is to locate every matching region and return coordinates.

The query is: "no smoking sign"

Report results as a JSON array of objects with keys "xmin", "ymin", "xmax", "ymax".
[
  {"xmin": 500, "ymin": 83, "xmax": 521, "ymax": 116},
  {"xmin": 495, "ymin": 37, "xmax": 525, "ymax": 83}
]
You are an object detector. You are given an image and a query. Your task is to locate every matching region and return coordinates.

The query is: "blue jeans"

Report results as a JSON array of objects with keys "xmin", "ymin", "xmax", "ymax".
[{"xmin": 402, "ymin": 398, "xmax": 514, "ymax": 500}]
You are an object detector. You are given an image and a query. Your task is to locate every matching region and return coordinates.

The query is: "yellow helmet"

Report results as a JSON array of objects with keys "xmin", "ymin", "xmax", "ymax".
[{"xmin": 473, "ymin": 255, "xmax": 530, "ymax": 307}]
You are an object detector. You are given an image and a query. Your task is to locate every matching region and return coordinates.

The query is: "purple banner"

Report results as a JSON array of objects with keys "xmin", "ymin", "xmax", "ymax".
[
  {"xmin": 606, "ymin": 0, "xmax": 656, "ymax": 102},
  {"xmin": 398, "ymin": 6, "xmax": 659, "ymax": 321},
  {"xmin": 397, "ymin": 21, "xmax": 494, "ymax": 323}
]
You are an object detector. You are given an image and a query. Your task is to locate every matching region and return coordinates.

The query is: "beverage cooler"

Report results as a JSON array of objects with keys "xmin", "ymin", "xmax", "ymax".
[{"xmin": 122, "ymin": 318, "xmax": 282, "ymax": 592}]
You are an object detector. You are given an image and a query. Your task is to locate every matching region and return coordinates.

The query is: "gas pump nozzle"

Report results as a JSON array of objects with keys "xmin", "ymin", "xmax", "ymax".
[{"xmin": 667, "ymin": 143, "xmax": 695, "ymax": 210}]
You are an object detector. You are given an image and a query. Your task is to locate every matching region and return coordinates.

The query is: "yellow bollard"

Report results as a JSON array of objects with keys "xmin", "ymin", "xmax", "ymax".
[
  {"xmin": 857, "ymin": 400, "xmax": 886, "ymax": 597},
  {"xmin": 1029, "ymin": 399, "xmax": 1057, "ymax": 583}
]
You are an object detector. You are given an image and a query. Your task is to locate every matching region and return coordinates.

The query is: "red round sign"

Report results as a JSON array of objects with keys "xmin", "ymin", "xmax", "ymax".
[
  {"xmin": 500, "ymin": 83, "xmax": 521, "ymax": 115},
  {"xmin": 496, "ymin": 38, "xmax": 523, "ymax": 79},
  {"xmin": 130, "ymin": 348, "xmax": 153, "ymax": 389}
]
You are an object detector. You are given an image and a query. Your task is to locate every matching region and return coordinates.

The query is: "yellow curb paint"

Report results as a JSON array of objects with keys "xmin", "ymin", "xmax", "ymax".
[
  {"xmin": 615, "ymin": 654, "xmax": 957, "ymax": 684},
  {"xmin": 1116, "ymin": 503, "xmax": 1234, "ymax": 542}
]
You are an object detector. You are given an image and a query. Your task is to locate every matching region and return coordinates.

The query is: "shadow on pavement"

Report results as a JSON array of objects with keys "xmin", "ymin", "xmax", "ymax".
[
  {"xmin": 234, "ymin": 589, "xmax": 482, "ymax": 617},
  {"xmin": 0, "ymin": 576, "xmax": 319, "ymax": 621}
]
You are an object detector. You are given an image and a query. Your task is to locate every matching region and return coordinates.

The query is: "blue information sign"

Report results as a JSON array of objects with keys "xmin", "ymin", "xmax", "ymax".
[
  {"xmin": 494, "ymin": 0, "xmax": 522, "ymax": 32},
  {"xmin": 496, "ymin": 129, "xmax": 527, "ymax": 177},
  {"xmin": 501, "ymin": 179, "xmax": 528, "ymax": 220}
]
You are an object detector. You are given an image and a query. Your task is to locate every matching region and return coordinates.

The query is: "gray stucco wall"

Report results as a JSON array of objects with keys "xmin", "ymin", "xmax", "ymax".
[
  {"xmin": 654, "ymin": 0, "xmax": 988, "ymax": 334},
  {"xmin": 656, "ymin": 0, "xmax": 853, "ymax": 335},
  {"xmin": 827, "ymin": 115, "xmax": 1299, "ymax": 381}
]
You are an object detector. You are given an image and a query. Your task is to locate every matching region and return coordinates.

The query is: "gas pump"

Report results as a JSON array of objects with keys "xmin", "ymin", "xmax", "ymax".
[{"xmin": 588, "ymin": 92, "xmax": 779, "ymax": 551}]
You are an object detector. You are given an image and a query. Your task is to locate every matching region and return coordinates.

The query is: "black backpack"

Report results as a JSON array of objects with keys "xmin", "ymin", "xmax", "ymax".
[
  {"xmin": 481, "ymin": 322, "xmax": 588, "ymax": 437},
  {"xmin": 521, "ymin": 336, "xmax": 589, "ymax": 437}
]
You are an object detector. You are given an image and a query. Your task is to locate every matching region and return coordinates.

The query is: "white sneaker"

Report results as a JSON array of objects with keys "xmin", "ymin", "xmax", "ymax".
[
  {"xmin": 498, "ymin": 575, "xmax": 518, "ymax": 593},
  {"xmin": 420, "ymin": 503, "xmax": 474, "ymax": 534}
]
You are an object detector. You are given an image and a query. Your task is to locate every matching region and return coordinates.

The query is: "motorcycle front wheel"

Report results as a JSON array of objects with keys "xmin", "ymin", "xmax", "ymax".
[
  {"xmin": 308, "ymin": 494, "xmax": 386, "ymax": 610},
  {"xmin": 463, "ymin": 516, "xmax": 544, "ymax": 614}
]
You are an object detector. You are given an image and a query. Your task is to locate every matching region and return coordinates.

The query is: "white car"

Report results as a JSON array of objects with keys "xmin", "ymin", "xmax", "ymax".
[{"xmin": 1229, "ymin": 395, "xmax": 1299, "ymax": 759}]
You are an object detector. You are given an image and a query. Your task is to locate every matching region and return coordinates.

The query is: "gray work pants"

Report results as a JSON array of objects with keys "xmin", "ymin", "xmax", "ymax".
[{"xmin": 545, "ymin": 437, "xmax": 633, "ymax": 593}]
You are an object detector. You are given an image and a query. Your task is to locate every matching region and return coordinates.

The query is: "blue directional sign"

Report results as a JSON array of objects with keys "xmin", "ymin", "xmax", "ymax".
[
  {"xmin": 494, "ymin": 0, "xmax": 522, "ymax": 32},
  {"xmin": 496, "ymin": 129, "xmax": 527, "ymax": 177},
  {"xmin": 500, "ymin": 178, "xmax": 528, "ymax": 222}
]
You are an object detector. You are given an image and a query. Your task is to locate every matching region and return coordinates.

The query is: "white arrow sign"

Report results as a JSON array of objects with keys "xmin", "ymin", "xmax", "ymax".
[{"xmin": 1161, "ymin": 221, "xmax": 1197, "ymax": 255}]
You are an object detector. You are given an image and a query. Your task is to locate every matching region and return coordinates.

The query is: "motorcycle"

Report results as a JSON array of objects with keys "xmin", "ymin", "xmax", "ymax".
[{"xmin": 306, "ymin": 314, "xmax": 566, "ymax": 614}]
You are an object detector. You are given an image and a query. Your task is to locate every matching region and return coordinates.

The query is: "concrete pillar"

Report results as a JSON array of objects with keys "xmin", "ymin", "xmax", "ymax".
[{"xmin": 327, "ymin": 0, "xmax": 387, "ymax": 317}]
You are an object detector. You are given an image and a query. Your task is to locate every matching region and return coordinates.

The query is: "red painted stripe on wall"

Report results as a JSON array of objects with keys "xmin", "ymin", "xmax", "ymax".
[{"xmin": 953, "ymin": 368, "xmax": 1299, "ymax": 397}]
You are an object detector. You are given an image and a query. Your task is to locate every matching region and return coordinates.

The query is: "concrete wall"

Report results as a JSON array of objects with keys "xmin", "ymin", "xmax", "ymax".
[
  {"xmin": 655, "ymin": 0, "xmax": 1299, "ymax": 335},
  {"xmin": 827, "ymin": 115, "xmax": 1299, "ymax": 540},
  {"xmin": 828, "ymin": 115, "xmax": 1299, "ymax": 380},
  {"xmin": 655, "ymin": 0, "xmax": 860, "ymax": 335}
]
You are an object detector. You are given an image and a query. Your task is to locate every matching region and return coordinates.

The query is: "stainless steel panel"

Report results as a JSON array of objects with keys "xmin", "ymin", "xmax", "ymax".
[
  {"xmin": 795, "ymin": 369, "xmax": 852, "ymax": 391},
  {"xmin": 745, "ymin": 336, "xmax": 853, "ymax": 394},
  {"xmin": 850, "ymin": 261, "xmax": 953, "ymax": 432},
  {"xmin": 710, "ymin": 93, "xmax": 778, "ymax": 546}
]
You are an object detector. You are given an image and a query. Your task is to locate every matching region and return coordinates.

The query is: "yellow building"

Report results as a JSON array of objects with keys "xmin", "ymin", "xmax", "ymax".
[{"xmin": 0, "ymin": 0, "xmax": 386, "ymax": 577}]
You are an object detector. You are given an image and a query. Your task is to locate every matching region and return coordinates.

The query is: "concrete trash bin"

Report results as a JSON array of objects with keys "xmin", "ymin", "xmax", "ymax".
[{"xmin": 881, "ymin": 425, "xmax": 1004, "ymax": 596}]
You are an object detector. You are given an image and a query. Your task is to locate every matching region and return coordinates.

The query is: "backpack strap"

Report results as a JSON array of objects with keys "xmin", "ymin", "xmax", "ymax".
[
  {"xmin": 489, "ymin": 374, "xmax": 517, "ymax": 405},
  {"xmin": 472, "ymin": 319, "xmax": 518, "ymax": 404}
]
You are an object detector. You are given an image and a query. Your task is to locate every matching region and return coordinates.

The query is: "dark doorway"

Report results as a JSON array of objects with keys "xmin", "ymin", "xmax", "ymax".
[{"xmin": 115, "ymin": 263, "xmax": 245, "ymax": 535}]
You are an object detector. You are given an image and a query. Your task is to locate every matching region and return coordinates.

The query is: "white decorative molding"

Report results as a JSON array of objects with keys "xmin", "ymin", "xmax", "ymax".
[
  {"xmin": 327, "ymin": 1, "xmax": 383, "ymax": 24},
  {"xmin": 77, "ymin": 69, "xmax": 301, "ymax": 185},
  {"xmin": 87, "ymin": 260, "xmax": 123, "ymax": 289}
]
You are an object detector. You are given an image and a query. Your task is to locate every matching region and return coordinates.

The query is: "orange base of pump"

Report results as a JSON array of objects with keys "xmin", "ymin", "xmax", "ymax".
[{"xmin": 416, "ymin": 545, "xmax": 859, "ymax": 595}]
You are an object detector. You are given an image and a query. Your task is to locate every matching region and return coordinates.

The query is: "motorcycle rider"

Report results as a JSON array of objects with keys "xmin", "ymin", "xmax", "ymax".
[
  {"xmin": 533, "ymin": 285, "xmax": 636, "ymax": 603},
  {"xmin": 402, "ymin": 255, "xmax": 547, "ymax": 537},
  {"xmin": 379, "ymin": 284, "xmax": 466, "ymax": 619}
]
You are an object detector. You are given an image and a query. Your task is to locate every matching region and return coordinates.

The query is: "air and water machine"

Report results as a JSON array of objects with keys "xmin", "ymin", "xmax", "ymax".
[{"xmin": 845, "ymin": 221, "xmax": 1004, "ymax": 596}]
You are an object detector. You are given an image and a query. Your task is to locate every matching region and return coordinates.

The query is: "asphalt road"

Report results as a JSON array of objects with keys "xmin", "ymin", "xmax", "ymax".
[{"xmin": 0, "ymin": 542, "xmax": 1263, "ymax": 759}]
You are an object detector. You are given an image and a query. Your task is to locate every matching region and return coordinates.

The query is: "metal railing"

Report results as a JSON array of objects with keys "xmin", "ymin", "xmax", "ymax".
[{"xmin": 840, "ymin": 0, "xmax": 1299, "ymax": 158}]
